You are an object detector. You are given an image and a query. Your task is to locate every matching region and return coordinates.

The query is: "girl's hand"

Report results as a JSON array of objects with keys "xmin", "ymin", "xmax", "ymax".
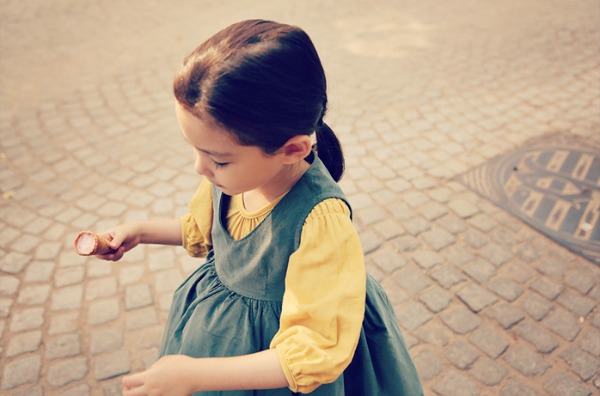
[
  {"xmin": 97, "ymin": 223, "xmax": 142, "ymax": 261},
  {"xmin": 122, "ymin": 355, "xmax": 197, "ymax": 396}
]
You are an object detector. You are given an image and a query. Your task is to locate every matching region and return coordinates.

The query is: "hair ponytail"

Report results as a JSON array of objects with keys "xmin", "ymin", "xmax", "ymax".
[{"xmin": 315, "ymin": 122, "xmax": 345, "ymax": 182}]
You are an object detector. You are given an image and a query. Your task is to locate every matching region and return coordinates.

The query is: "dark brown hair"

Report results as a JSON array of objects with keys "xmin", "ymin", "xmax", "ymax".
[{"xmin": 173, "ymin": 19, "xmax": 344, "ymax": 181}]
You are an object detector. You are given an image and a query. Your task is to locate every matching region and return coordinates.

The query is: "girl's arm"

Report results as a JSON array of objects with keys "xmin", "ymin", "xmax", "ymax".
[
  {"xmin": 122, "ymin": 349, "xmax": 288, "ymax": 395},
  {"xmin": 98, "ymin": 219, "xmax": 182, "ymax": 261}
]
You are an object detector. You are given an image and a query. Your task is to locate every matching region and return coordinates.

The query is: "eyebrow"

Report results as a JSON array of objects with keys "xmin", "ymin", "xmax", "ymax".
[{"xmin": 181, "ymin": 134, "xmax": 233, "ymax": 158}]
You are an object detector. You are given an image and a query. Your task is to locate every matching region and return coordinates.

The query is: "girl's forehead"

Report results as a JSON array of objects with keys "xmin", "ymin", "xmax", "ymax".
[{"xmin": 176, "ymin": 104, "xmax": 243, "ymax": 150}]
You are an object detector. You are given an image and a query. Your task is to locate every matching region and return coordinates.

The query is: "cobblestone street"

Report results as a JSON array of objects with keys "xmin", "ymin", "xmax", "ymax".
[{"xmin": 1, "ymin": 0, "xmax": 599, "ymax": 395}]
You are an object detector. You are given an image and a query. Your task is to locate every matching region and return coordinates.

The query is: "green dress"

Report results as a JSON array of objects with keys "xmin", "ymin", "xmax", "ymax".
[{"xmin": 159, "ymin": 155, "xmax": 423, "ymax": 395}]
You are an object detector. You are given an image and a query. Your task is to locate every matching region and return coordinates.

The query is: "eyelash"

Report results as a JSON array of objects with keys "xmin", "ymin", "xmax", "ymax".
[{"xmin": 213, "ymin": 160, "xmax": 229, "ymax": 169}]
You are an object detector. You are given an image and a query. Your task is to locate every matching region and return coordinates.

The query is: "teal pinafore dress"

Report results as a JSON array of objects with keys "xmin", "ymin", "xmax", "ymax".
[{"xmin": 159, "ymin": 155, "xmax": 423, "ymax": 395}]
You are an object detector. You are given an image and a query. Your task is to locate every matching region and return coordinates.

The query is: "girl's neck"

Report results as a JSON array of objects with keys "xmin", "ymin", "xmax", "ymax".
[{"xmin": 242, "ymin": 160, "xmax": 310, "ymax": 212}]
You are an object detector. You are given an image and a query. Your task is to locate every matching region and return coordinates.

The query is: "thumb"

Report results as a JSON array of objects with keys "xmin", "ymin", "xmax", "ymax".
[
  {"xmin": 104, "ymin": 231, "xmax": 125, "ymax": 251},
  {"xmin": 122, "ymin": 373, "xmax": 144, "ymax": 388}
]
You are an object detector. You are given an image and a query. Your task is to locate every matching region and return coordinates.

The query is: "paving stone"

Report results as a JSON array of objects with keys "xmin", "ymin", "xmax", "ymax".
[
  {"xmin": 90, "ymin": 325, "xmax": 124, "ymax": 355},
  {"xmin": 392, "ymin": 235, "xmax": 420, "ymax": 252},
  {"xmin": 580, "ymin": 327, "xmax": 600, "ymax": 356},
  {"xmin": 515, "ymin": 243, "xmax": 543, "ymax": 264},
  {"xmin": 11, "ymin": 233, "xmax": 41, "ymax": 254},
  {"xmin": 354, "ymin": 206, "xmax": 389, "ymax": 227},
  {"xmin": 396, "ymin": 301, "xmax": 432, "ymax": 331},
  {"xmin": 119, "ymin": 265, "xmax": 146, "ymax": 285},
  {"xmin": 432, "ymin": 370, "xmax": 480, "ymax": 396},
  {"xmin": 86, "ymin": 277, "xmax": 118, "ymax": 300},
  {"xmin": 94, "ymin": 350, "xmax": 131, "ymax": 380},
  {"xmin": 504, "ymin": 260, "xmax": 536, "ymax": 283},
  {"xmin": 445, "ymin": 339, "xmax": 479, "ymax": 369},
  {"xmin": 419, "ymin": 286, "xmax": 451, "ymax": 313},
  {"xmin": 422, "ymin": 228, "xmax": 456, "ymax": 251},
  {"xmin": 61, "ymin": 384, "xmax": 90, "ymax": 396},
  {"xmin": 126, "ymin": 306, "xmax": 160, "ymax": 330},
  {"xmin": 47, "ymin": 357, "xmax": 88, "ymax": 387},
  {"xmin": 513, "ymin": 320, "xmax": 559, "ymax": 353},
  {"xmin": 360, "ymin": 230, "xmax": 384, "ymax": 254},
  {"xmin": 10, "ymin": 307, "xmax": 45, "ymax": 332},
  {"xmin": 369, "ymin": 247, "xmax": 407, "ymax": 275},
  {"xmin": 34, "ymin": 241, "xmax": 62, "ymax": 260},
  {"xmin": 125, "ymin": 283, "xmax": 154, "ymax": 310},
  {"xmin": 488, "ymin": 278, "xmax": 524, "ymax": 302},
  {"xmin": 2, "ymin": 355, "xmax": 42, "ymax": 390},
  {"xmin": 479, "ymin": 243, "xmax": 512, "ymax": 266},
  {"xmin": 17, "ymin": 284, "xmax": 51, "ymax": 305},
  {"xmin": 537, "ymin": 257, "xmax": 567, "ymax": 277},
  {"xmin": 436, "ymin": 213, "xmax": 467, "ymax": 234},
  {"xmin": 531, "ymin": 277, "xmax": 564, "ymax": 300},
  {"xmin": 519, "ymin": 292, "xmax": 552, "ymax": 321},
  {"xmin": 51, "ymin": 284, "xmax": 83, "ymax": 310},
  {"xmin": 48, "ymin": 312, "xmax": 79, "ymax": 335},
  {"xmin": 500, "ymin": 378, "xmax": 544, "ymax": 396},
  {"xmin": 469, "ymin": 356, "xmax": 507, "ymax": 386},
  {"xmin": 559, "ymin": 347, "xmax": 599, "ymax": 381},
  {"xmin": 440, "ymin": 306, "xmax": 481, "ymax": 334},
  {"xmin": 431, "ymin": 265, "xmax": 467, "ymax": 288},
  {"xmin": 462, "ymin": 228, "xmax": 489, "ymax": 249},
  {"xmin": 0, "ymin": 251, "xmax": 30, "ymax": 273},
  {"xmin": 402, "ymin": 191, "xmax": 430, "ymax": 208},
  {"xmin": 88, "ymin": 298, "xmax": 120, "ymax": 325},
  {"xmin": 103, "ymin": 381, "xmax": 124, "ymax": 396},
  {"xmin": 463, "ymin": 259, "xmax": 495, "ymax": 283},
  {"xmin": 468, "ymin": 325, "xmax": 509, "ymax": 358},
  {"xmin": 557, "ymin": 290, "xmax": 596, "ymax": 317},
  {"xmin": 543, "ymin": 307, "xmax": 581, "ymax": 341},
  {"xmin": 394, "ymin": 266, "xmax": 432, "ymax": 295},
  {"xmin": 442, "ymin": 246, "xmax": 475, "ymax": 267},
  {"xmin": 12, "ymin": 385, "xmax": 44, "ymax": 396},
  {"xmin": 448, "ymin": 199, "xmax": 479, "ymax": 218},
  {"xmin": 23, "ymin": 261, "xmax": 55, "ymax": 282},
  {"xmin": 416, "ymin": 320, "xmax": 452, "ymax": 347},
  {"xmin": 466, "ymin": 213, "xmax": 496, "ymax": 232},
  {"xmin": 503, "ymin": 344, "xmax": 550, "ymax": 377},
  {"xmin": 6, "ymin": 330, "xmax": 43, "ymax": 357},
  {"xmin": 543, "ymin": 372, "xmax": 594, "ymax": 396},
  {"xmin": 87, "ymin": 260, "xmax": 113, "ymax": 277},
  {"xmin": 154, "ymin": 269, "xmax": 185, "ymax": 294},
  {"xmin": 564, "ymin": 269, "xmax": 596, "ymax": 294},
  {"xmin": 0, "ymin": 275, "xmax": 20, "ymax": 295},
  {"xmin": 413, "ymin": 348, "xmax": 443, "ymax": 381},
  {"xmin": 46, "ymin": 333, "xmax": 81, "ymax": 359},
  {"xmin": 419, "ymin": 201, "xmax": 448, "ymax": 221},
  {"xmin": 456, "ymin": 283, "xmax": 498, "ymax": 312},
  {"xmin": 371, "ymin": 218, "xmax": 405, "ymax": 240},
  {"xmin": 403, "ymin": 216, "xmax": 431, "ymax": 236}
]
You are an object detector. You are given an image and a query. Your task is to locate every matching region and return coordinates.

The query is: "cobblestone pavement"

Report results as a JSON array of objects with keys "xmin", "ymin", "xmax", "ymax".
[{"xmin": 1, "ymin": 0, "xmax": 599, "ymax": 395}]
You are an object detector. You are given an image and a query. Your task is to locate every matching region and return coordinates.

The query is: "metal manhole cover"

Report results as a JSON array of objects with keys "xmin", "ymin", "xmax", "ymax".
[{"xmin": 458, "ymin": 133, "xmax": 599, "ymax": 265}]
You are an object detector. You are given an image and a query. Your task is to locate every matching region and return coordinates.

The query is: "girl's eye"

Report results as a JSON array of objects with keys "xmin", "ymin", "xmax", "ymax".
[{"xmin": 213, "ymin": 160, "xmax": 229, "ymax": 169}]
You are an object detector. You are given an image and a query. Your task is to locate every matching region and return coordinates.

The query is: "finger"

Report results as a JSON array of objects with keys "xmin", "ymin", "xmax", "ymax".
[
  {"xmin": 122, "ymin": 373, "xmax": 145, "ymax": 388},
  {"xmin": 97, "ymin": 246, "xmax": 125, "ymax": 261}
]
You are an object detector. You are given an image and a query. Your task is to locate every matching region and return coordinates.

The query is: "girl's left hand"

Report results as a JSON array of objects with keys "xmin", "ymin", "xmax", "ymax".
[{"xmin": 122, "ymin": 355, "xmax": 197, "ymax": 396}]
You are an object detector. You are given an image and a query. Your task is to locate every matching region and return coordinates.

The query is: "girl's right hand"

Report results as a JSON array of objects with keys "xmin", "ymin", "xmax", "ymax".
[{"xmin": 97, "ymin": 223, "xmax": 142, "ymax": 261}]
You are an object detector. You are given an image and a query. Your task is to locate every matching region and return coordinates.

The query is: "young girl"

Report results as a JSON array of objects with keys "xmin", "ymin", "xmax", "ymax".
[{"xmin": 98, "ymin": 20, "xmax": 422, "ymax": 396}]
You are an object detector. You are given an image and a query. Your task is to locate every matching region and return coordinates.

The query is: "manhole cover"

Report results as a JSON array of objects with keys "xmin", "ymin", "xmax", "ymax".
[{"xmin": 459, "ymin": 133, "xmax": 599, "ymax": 265}]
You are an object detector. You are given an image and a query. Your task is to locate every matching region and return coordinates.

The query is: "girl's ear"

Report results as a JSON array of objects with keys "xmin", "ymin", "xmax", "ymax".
[{"xmin": 279, "ymin": 135, "xmax": 313, "ymax": 164}]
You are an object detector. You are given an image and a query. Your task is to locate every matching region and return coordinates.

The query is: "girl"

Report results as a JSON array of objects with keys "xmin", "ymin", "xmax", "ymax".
[{"xmin": 98, "ymin": 20, "xmax": 422, "ymax": 396}]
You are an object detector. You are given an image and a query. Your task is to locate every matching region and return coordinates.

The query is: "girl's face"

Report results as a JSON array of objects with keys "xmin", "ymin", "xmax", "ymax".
[{"xmin": 175, "ymin": 103, "xmax": 294, "ymax": 197}]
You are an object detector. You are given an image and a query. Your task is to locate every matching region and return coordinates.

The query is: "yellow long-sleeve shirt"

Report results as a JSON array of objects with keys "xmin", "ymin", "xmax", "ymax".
[{"xmin": 180, "ymin": 178, "xmax": 366, "ymax": 393}]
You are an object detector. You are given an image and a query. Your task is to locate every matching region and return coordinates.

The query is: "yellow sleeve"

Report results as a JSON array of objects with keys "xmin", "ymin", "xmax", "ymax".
[
  {"xmin": 269, "ymin": 198, "xmax": 366, "ymax": 393},
  {"xmin": 180, "ymin": 178, "xmax": 213, "ymax": 257}
]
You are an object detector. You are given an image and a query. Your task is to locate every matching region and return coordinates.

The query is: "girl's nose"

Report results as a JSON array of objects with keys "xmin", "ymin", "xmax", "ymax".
[{"xmin": 194, "ymin": 152, "xmax": 213, "ymax": 177}]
